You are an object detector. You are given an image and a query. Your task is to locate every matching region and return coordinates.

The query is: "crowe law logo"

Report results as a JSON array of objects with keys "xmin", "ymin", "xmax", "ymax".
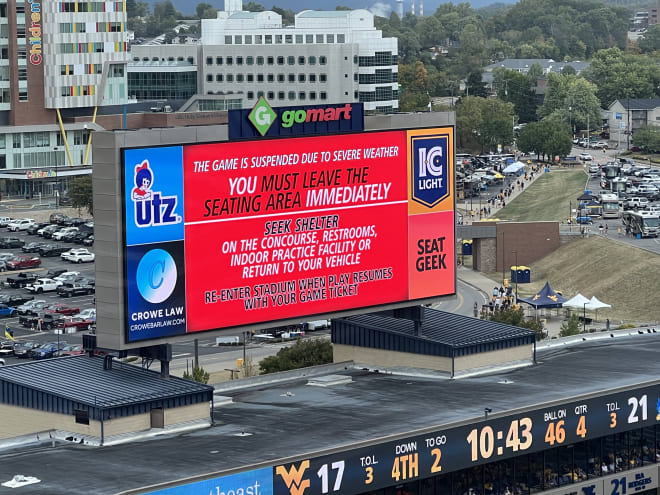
[
  {"xmin": 249, "ymin": 97, "xmax": 277, "ymax": 136},
  {"xmin": 275, "ymin": 461, "xmax": 310, "ymax": 495}
]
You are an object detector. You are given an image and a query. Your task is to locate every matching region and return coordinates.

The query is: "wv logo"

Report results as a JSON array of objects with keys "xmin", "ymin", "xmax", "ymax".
[
  {"xmin": 276, "ymin": 461, "xmax": 310, "ymax": 495},
  {"xmin": 131, "ymin": 160, "xmax": 182, "ymax": 228},
  {"xmin": 582, "ymin": 486, "xmax": 596, "ymax": 495}
]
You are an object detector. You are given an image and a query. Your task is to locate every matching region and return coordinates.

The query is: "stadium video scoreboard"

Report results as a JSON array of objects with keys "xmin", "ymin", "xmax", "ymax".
[{"xmin": 147, "ymin": 383, "xmax": 660, "ymax": 495}]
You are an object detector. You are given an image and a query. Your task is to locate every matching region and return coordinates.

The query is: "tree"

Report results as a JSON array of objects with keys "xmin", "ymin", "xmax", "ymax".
[
  {"xmin": 69, "ymin": 175, "xmax": 93, "ymax": 215},
  {"xmin": 493, "ymin": 68, "xmax": 538, "ymax": 123},
  {"xmin": 638, "ymin": 25, "xmax": 660, "ymax": 53},
  {"xmin": 516, "ymin": 121, "xmax": 545, "ymax": 158},
  {"xmin": 488, "ymin": 307, "xmax": 545, "ymax": 341},
  {"xmin": 244, "ymin": 2, "xmax": 265, "ymax": 12},
  {"xmin": 465, "ymin": 71, "xmax": 488, "ymax": 98},
  {"xmin": 272, "ymin": 6, "xmax": 295, "ymax": 25},
  {"xmin": 195, "ymin": 2, "xmax": 217, "ymax": 19},
  {"xmin": 559, "ymin": 313, "xmax": 581, "ymax": 337},
  {"xmin": 456, "ymin": 97, "xmax": 515, "ymax": 153},
  {"xmin": 183, "ymin": 365, "xmax": 210, "ymax": 384},
  {"xmin": 538, "ymin": 73, "xmax": 601, "ymax": 134},
  {"xmin": 630, "ymin": 124, "xmax": 660, "ymax": 152},
  {"xmin": 259, "ymin": 339, "xmax": 333, "ymax": 374}
]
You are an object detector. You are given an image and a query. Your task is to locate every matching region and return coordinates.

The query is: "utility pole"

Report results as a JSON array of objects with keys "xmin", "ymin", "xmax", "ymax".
[{"xmin": 627, "ymin": 96, "xmax": 631, "ymax": 151}]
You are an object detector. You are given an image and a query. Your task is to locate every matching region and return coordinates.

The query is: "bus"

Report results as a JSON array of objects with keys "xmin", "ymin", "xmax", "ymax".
[
  {"xmin": 600, "ymin": 193, "xmax": 620, "ymax": 219},
  {"xmin": 622, "ymin": 211, "xmax": 659, "ymax": 237}
]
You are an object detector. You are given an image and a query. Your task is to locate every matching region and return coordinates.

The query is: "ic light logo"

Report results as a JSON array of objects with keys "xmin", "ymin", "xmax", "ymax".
[
  {"xmin": 136, "ymin": 249, "xmax": 177, "ymax": 303},
  {"xmin": 131, "ymin": 160, "xmax": 181, "ymax": 228},
  {"xmin": 275, "ymin": 461, "xmax": 310, "ymax": 495},
  {"xmin": 248, "ymin": 97, "xmax": 277, "ymax": 136},
  {"xmin": 411, "ymin": 135, "xmax": 450, "ymax": 208}
]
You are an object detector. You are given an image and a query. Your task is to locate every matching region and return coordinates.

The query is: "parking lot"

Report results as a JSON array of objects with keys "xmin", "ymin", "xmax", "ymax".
[{"xmin": 0, "ymin": 216, "xmax": 95, "ymax": 364}]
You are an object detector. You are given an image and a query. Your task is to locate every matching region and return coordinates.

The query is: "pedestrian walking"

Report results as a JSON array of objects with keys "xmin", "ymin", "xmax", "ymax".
[
  {"xmin": 473, "ymin": 302, "xmax": 478, "ymax": 318},
  {"xmin": 605, "ymin": 224, "xmax": 609, "ymax": 236}
]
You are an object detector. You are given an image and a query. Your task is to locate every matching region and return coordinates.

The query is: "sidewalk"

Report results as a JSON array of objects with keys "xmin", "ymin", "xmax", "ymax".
[{"xmin": 457, "ymin": 266, "xmax": 565, "ymax": 339}]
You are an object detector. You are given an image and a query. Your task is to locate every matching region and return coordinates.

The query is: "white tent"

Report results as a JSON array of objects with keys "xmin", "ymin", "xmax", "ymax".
[
  {"xmin": 585, "ymin": 296, "xmax": 611, "ymax": 311},
  {"xmin": 563, "ymin": 293, "xmax": 590, "ymax": 309},
  {"xmin": 502, "ymin": 161, "xmax": 526, "ymax": 175}
]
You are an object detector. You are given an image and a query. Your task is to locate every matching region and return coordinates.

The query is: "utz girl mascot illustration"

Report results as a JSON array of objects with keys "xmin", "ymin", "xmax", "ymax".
[{"xmin": 132, "ymin": 161, "xmax": 153, "ymax": 201}]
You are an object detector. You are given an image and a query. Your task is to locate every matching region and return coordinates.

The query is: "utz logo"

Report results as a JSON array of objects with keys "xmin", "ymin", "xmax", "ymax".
[
  {"xmin": 411, "ymin": 135, "xmax": 450, "ymax": 208},
  {"xmin": 132, "ymin": 160, "xmax": 182, "ymax": 228}
]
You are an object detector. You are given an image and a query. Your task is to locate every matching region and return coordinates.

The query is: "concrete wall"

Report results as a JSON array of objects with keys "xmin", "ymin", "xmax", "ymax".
[
  {"xmin": 333, "ymin": 343, "xmax": 533, "ymax": 373},
  {"xmin": 0, "ymin": 402, "xmax": 210, "ymax": 441},
  {"xmin": 71, "ymin": 111, "xmax": 229, "ymax": 130}
]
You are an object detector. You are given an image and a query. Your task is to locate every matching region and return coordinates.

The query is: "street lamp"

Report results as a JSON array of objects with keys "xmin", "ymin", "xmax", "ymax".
[
  {"xmin": 512, "ymin": 250, "xmax": 518, "ymax": 302},
  {"xmin": 501, "ymin": 231, "xmax": 505, "ymax": 286},
  {"xmin": 53, "ymin": 146, "xmax": 60, "ymax": 208},
  {"xmin": 583, "ymin": 302, "xmax": 587, "ymax": 333}
]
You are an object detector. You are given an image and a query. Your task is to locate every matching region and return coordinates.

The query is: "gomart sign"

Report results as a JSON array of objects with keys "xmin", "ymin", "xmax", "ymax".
[
  {"xmin": 122, "ymin": 127, "xmax": 455, "ymax": 342},
  {"xmin": 228, "ymin": 99, "xmax": 364, "ymax": 140}
]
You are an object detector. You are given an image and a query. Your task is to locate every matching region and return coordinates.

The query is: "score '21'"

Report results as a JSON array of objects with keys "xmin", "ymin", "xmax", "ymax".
[{"xmin": 609, "ymin": 394, "xmax": 648, "ymax": 429}]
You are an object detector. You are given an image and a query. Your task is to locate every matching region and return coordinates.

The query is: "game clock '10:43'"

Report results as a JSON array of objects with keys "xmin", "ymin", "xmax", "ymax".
[{"xmin": 272, "ymin": 388, "xmax": 659, "ymax": 495}]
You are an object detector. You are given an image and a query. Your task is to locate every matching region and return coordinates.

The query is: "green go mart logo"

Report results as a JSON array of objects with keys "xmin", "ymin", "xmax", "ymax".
[{"xmin": 248, "ymin": 97, "xmax": 277, "ymax": 136}]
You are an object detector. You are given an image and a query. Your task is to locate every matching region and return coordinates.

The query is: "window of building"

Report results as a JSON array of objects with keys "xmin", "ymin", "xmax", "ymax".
[
  {"xmin": 265, "ymin": 35, "xmax": 272, "ymax": 44},
  {"xmin": 267, "ymin": 56, "xmax": 274, "ymax": 65},
  {"xmin": 258, "ymin": 74, "xmax": 265, "ymax": 82},
  {"xmin": 298, "ymin": 56, "xmax": 305, "ymax": 65},
  {"xmin": 237, "ymin": 74, "xmax": 244, "ymax": 82},
  {"xmin": 226, "ymin": 56, "xmax": 233, "ymax": 65},
  {"xmin": 327, "ymin": 34, "xmax": 334, "ymax": 43},
  {"xmin": 310, "ymin": 91, "xmax": 317, "ymax": 100},
  {"xmin": 353, "ymin": 55, "xmax": 358, "ymax": 64},
  {"xmin": 257, "ymin": 91, "xmax": 264, "ymax": 97},
  {"xmin": 187, "ymin": 57, "xmax": 194, "ymax": 64},
  {"xmin": 247, "ymin": 74, "xmax": 254, "ymax": 82},
  {"xmin": 298, "ymin": 91, "xmax": 306, "ymax": 100},
  {"xmin": 245, "ymin": 35, "xmax": 252, "ymax": 44},
  {"xmin": 277, "ymin": 56, "xmax": 284, "ymax": 65},
  {"xmin": 309, "ymin": 56, "xmax": 316, "ymax": 65},
  {"xmin": 237, "ymin": 56, "xmax": 243, "ymax": 65},
  {"xmin": 225, "ymin": 36, "xmax": 232, "ymax": 44},
  {"xmin": 275, "ymin": 35, "xmax": 282, "ymax": 44},
  {"xmin": 268, "ymin": 91, "xmax": 274, "ymax": 99},
  {"xmin": 247, "ymin": 56, "xmax": 254, "ymax": 65},
  {"xmin": 227, "ymin": 74, "xmax": 234, "ymax": 82},
  {"xmin": 320, "ymin": 74, "xmax": 327, "ymax": 82},
  {"xmin": 288, "ymin": 91, "xmax": 295, "ymax": 100},
  {"xmin": 320, "ymin": 56, "xmax": 327, "ymax": 65},
  {"xmin": 257, "ymin": 56, "xmax": 264, "ymax": 65},
  {"xmin": 309, "ymin": 74, "xmax": 316, "ymax": 82},
  {"xmin": 306, "ymin": 34, "xmax": 313, "ymax": 43},
  {"xmin": 320, "ymin": 92, "xmax": 327, "ymax": 100},
  {"xmin": 337, "ymin": 34, "xmax": 345, "ymax": 43},
  {"xmin": 285, "ymin": 34, "xmax": 293, "ymax": 44},
  {"xmin": 295, "ymin": 34, "xmax": 303, "ymax": 43},
  {"xmin": 234, "ymin": 35, "xmax": 242, "ymax": 44},
  {"xmin": 206, "ymin": 57, "xmax": 212, "ymax": 65},
  {"xmin": 354, "ymin": 73, "xmax": 358, "ymax": 81},
  {"xmin": 298, "ymin": 74, "xmax": 305, "ymax": 82},
  {"xmin": 278, "ymin": 91, "xmax": 284, "ymax": 100},
  {"xmin": 316, "ymin": 34, "xmax": 323, "ymax": 43},
  {"xmin": 167, "ymin": 56, "xmax": 174, "ymax": 61},
  {"xmin": 216, "ymin": 56, "xmax": 223, "ymax": 65},
  {"xmin": 13, "ymin": 135, "xmax": 21, "ymax": 148},
  {"xmin": 277, "ymin": 74, "xmax": 284, "ymax": 82},
  {"xmin": 288, "ymin": 74, "xmax": 295, "ymax": 82},
  {"xmin": 265, "ymin": 74, "xmax": 272, "ymax": 82},
  {"xmin": 75, "ymin": 410, "xmax": 89, "ymax": 425},
  {"xmin": 23, "ymin": 132, "xmax": 50, "ymax": 148},
  {"xmin": 287, "ymin": 56, "xmax": 294, "ymax": 65},
  {"xmin": 216, "ymin": 74, "xmax": 223, "ymax": 82},
  {"xmin": 255, "ymin": 35, "xmax": 262, "ymax": 44},
  {"xmin": 206, "ymin": 74, "xmax": 213, "ymax": 82}
]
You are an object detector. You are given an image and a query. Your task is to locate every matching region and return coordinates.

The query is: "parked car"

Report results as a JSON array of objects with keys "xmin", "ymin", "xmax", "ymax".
[
  {"xmin": 579, "ymin": 153, "xmax": 593, "ymax": 161},
  {"xmin": 26, "ymin": 222, "xmax": 49, "ymax": 235},
  {"xmin": 6, "ymin": 272, "xmax": 39, "ymax": 288},
  {"xmin": 45, "ymin": 303, "xmax": 80, "ymax": 316},
  {"xmin": 7, "ymin": 219, "xmax": 35, "ymax": 232},
  {"xmin": 6, "ymin": 255, "xmax": 41, "ymax": 270},
  {"xmin": 0, "ymin": 304, "xmax": 15, "ymax": 318},
  {"xmin": 82, "ymin": 235, "xmax": 94, "ymax": 247},
  {"xmin": 52, "ymin": 227, "xmax": 78, "ymax": 241},
  {"xmin": 15, "ymin": 299, "xmax": 48, "ymax": 315},
  {"xmin": 61, "ymin": 248, "xmax": 91, "ymax": 262},
  {"xmin": 40, "ymin": 225, "xmax": 61, "ymax": 238},
  {"xmin": 38, "ymin": 244, "xmax": 69, "ymax": 257},
  {"xmin": 0, "ymin": 217, "xmax": 12, "ymax": 227},
  {"xmin": 63, "ymin": 317, "xmax": 95, "ymax": 331},
  {"xmin": 31, "ymin": 341, "xmax": 68, "ymax": 359},
  {"xmin": 19, "ymin": 312, "xmax": 65, "ymax": 330},
  {"xmin": 57, "ymin": 282, "xmax": 95, "ymax": 297},
  {"xmin": 576, "ymin": 216, "xmax": 594, "ymax": 224},
  {"xmin": 45, "ymin": 268, "xmax": 67, "ymax": 279},
  {"xmin": 25, "ymin": 278, "xmax": 60, "ymax": 293},
  {"xmin": 0, "ymin": 294, "xmax": 33, "ymax": 306},
  {"xmin": 65, "ymin": 217, "xmax": 88, "ymax": 227},
  {"xmin": 55, "ymin": 344, "xmax": 84, "ymax": 357},
  {"xmin": 78, "ymin": 308, "xmax": 96, "ymax": 321},
  {"xmin": 53, "ymin": 271, "xmax": 80, "ymax": 285},
  {"xmin": 61, "ymin": 230, "xmax": 80, "ymax": 243},
  {"xmin": 49, "ymin": 213, "xmax": 68, "ymax": 224},
  {"xmin": 69, "ymin": 251, "xmax": 94, "ymax": 263},
  {"xmin": 72, "ymin": 231, "xmax": 92, "ymax": 244},
  {"xmin": 593, "ymin": 141, "xmax": 608, "ymax": 150},
  {"xmin": 13, "ymin": 340, "xmax": 39, "ymax": 359},
  {"xmin": 22, "ymin": 241, "xmax": 47, "ymax": 253},
  {"xmin": 0, "ymin": 237, "xmax": 25, "ymax": 249}
]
